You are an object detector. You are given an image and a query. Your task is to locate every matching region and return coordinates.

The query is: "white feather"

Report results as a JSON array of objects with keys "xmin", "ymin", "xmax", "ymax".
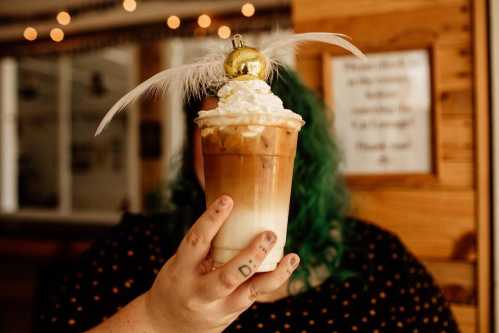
[
  {"xmin": 261, "ymin": 32, "xmax": 366, "ymax": 79},
  {"xmin": 95, "ymin": 51, "xmax": 226, "ymax": 136},
  {"xmin": 96, "ymin": 32, "xmax": 366, "ymax": 136}
]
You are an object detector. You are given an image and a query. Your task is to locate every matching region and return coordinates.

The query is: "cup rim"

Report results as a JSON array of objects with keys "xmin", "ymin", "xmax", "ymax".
[{"xmin": 194, "ymin": 112, "xmax": 305, "ymax": 129}]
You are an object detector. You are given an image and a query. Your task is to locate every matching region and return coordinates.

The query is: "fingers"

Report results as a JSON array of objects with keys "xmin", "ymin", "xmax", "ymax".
[
  {"xmin": 250, "ymin": 254, "xmax": 300, "ymax": 294},
  {"xmin": 198, "ymin": 256, "xmax": 214, "ymax": 275},
  {"xmin": 225, "ymin": 253, "xmax": 300, "ymax": 312},
  {"xmin": 198, "ymin": 231, "xmax": 277, "ymax": 302},
  {"xmin": 176, "ymin": 195, "xmax": 233, "ymax": 269}
]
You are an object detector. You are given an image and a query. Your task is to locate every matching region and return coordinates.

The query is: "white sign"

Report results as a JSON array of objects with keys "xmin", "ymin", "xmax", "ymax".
[{"xmin": 330, "ymin": 50, "xmax": 432, "ymax": 175}]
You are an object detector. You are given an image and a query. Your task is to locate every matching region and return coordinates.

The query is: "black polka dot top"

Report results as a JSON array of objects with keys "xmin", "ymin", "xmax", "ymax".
[{"xmin": 34, "ymin": 213, "xmax": 460, "ymax": 332}]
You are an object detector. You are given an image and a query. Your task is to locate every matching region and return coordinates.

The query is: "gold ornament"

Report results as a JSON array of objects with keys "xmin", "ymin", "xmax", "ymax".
[{"xmin": 224, "ymin": 34, "xmax": 267, "ymax": 80}]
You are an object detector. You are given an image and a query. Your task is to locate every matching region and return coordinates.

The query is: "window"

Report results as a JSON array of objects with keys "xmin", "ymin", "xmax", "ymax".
[
  {"xmin": 18, "ymin": 57, "xmax": 60, "ymax": 209},
  {"xmin": 0, "ymin": 46, "xmax": 139, "ymax": 222}
]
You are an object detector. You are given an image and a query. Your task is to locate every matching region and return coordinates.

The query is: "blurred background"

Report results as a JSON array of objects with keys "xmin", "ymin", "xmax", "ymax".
[{"xmin": 0, "ymin": 0, "xmax": 496, "ymax": 332}]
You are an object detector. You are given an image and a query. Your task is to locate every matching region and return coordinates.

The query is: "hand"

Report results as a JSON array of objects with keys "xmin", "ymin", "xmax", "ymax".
[{"xmin": 144, "ymin": 195, "xmax": 300, "ymax": 333}]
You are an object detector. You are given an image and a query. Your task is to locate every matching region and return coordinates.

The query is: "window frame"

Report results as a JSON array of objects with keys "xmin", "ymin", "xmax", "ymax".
[{"xmin": 0, "ymin": 46, "xmax": 140, "ymax": 224}]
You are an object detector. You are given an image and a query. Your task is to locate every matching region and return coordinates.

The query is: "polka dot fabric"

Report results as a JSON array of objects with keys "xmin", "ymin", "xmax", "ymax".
[
  {"xmin": 34, "ymin": 214, "xmax": 460, "ymax": 332},
  {"xmin": 34, "ymin": 213, "xmax": 181, "ymax": 332},
  {"xmin": 226, "ymin": 221, "xmax": 460, "ymax": 332}
]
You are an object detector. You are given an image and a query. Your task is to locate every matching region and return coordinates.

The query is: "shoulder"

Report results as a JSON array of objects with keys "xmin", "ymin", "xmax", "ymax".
[
  {"xmin": 82, "ymin": 212, "xmax": 182, "ymax": 267},
  {"xmin": 101, "ymin": 211, "xmax": 188, "ymax": 256},
  {"xmin": 344, "ymin": 217, "xmax": 402, "ymax": 248},
  {"xmin": 342, "ymin": 217, "xmax": 435, "ymax": 286},
  {"xmin": 338, "ymin": 218, "xmax": 460, "ymax": 331},
  {"xmin": 343, "ymin": 217, "xmax": 419, "ymax": 270},
  {"xmin": 33, "ymin": 211, "xmax": 184, "ymax": 332}
]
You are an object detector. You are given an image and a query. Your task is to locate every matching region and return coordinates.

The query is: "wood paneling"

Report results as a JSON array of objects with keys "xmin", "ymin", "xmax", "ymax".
[
  {"xmin": 293, "ymin": 0, "xmax": 466, "ymax": 22},
  {"xmin": 452, "ymin": 305, "xmax": 476, "ymax": 333},
  {"xmin": 439, "ymin": 114, "xmax": 473, "ymax": 162},
  {"xmin": 296, "ymin": 57, "xmax": 323, "ymax": 92},
  {"xmin": 438, "ymin": 160, "xmax": 474, "ymax": 188},
  {"xmin": 292, "ymin": 0, "xmax": 477, "ymax": 255},
  {"xmin": 351, "ymin": 190, "xmax": 475, "ymax": 259},
  {"xmin": 438, "ymin": 113, "xmax": 474, "ymax": 187},
  {"xmin": 440, "ymin": 90, "xmax": 473, "ymax": 115},
  {"xmin": 436, "ymin": 43, "xmax": 473, "ymax": 91},
  {"xmin": 294, "ymin": 2, "xmax": 470, "ymax": 50},
  {"xmin": 293, "ymin": 0, "xmax": 490, "ymax": 330},
  {"xmin": 425, "ymin": 260, "xmax": 475, "ymax": 304}
]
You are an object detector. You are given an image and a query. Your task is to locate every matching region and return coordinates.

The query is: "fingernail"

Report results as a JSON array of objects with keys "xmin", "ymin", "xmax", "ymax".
[
  {"xmin": 290, "ymin": 255, "xmax": 300, "ymax": 268},
  {"xmin": 265, "ymin": 231, "xmax": 276, "ymax": 243},
  {"xmin": 218, "ymin": 195, "xmax": 230, "ymax": 207}
]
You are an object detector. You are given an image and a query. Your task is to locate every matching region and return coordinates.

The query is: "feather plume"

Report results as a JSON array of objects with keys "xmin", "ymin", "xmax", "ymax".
[
  {"xmin": 262, "ymin": 32, "xmax": 366, "ymax": 80},
  {"xmin": 95, "ymin": 51, "xmax": 227, "ymax": 136},
  {"xmin": 95, "ymin": 32, "xmax": 365, "ymax": 136}
]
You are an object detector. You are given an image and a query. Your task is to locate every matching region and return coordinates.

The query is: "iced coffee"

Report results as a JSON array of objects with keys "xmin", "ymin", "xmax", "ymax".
[{"xmin": 195, "ymin": 79, "xmax": 304, "ymax": 272}]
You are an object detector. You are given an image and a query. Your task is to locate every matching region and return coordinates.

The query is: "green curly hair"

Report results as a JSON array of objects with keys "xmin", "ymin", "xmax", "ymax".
[{"xmin": 152, "ymin": 66, "xmax": 350, "ymax": 289}]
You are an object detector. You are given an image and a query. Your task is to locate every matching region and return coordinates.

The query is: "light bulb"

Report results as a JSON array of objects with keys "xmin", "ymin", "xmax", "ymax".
[
  {"xmin": 23, "ymin": 27, "xmax": 38, "ymax": 41},
  {"xmin": 123, "ymin": 0, "xmax": 137, "ymax": 12},
  {"xmin": 217, "ymin": 25, "xmax": 231, "ymax": 39},
  {"xmin": 197, "ymin": 14, "xmax": 211, "ymax": 28},
  {"xmin": 57, "ymin": 11, "xmax": 71, "ymax": 25},
  {"xmin": 50, "ymin": 28, "xmax": 64, "ymax": 42},
  {"xmin": 241, "ymin": 3, "xmax": 255, "ymax": 17},
  {"xmin": 167, "ymin": 15, "xmax": 181, "ymax": 29}
]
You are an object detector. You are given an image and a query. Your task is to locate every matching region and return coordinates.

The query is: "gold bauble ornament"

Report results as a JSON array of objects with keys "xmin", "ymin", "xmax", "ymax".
[{"xmin": 224, "ymin": 34, "xmax": 267, "ymax": 80}]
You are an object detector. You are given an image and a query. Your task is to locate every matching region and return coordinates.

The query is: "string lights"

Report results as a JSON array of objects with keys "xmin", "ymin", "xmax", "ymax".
[
  {"xmin": 23, "ymin": 27, "xmax": 38, "ymax": 41},
  {"xmin": 197, "ymin": 14, "xmax": 211, "ymax": 28},
  {"xmin": 123, "ymin": 0, "xmax": 137, "ymax": 12},
  {"xmin": 56, "ymin": 11, "xmax": 71, "ymax": 25},
  {"xmin": 22, "ymin": 2, "xmax": 257, "ymax": 43},
  {"xmin": 217, "ymin": 25, "xmax": 231, "ymax": 39},
  {"xmin": 166, "ymin": 15, "xmax": 181, "ymax": 30},
  {"xmin": 241, "ymin": 2, "xmax": 255, "ymax": 17},
  {"xmin": 50, "ymin": 28, "xmax": 64, "ymax": 42}
]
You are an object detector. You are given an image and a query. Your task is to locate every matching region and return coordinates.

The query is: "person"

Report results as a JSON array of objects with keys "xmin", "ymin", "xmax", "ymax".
[{"xmin": 34, "ymin": 67, "xmax": 459, "ymax": 332}]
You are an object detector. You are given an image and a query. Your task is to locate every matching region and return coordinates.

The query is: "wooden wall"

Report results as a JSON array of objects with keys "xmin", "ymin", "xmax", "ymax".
[{"xmin": 292, "ymin": 0, "xmax": 490, "ymax": 332}]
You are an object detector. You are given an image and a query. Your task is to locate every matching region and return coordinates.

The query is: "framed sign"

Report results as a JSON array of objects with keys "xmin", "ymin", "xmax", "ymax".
[{"xmin": 325, "ymin": 49, "xmax": 433, "ymax": 176}]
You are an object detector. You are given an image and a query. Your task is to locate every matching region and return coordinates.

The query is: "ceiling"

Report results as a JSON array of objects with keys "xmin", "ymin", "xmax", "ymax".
[
  {"xmin": 0, "ymin": 0, "xmax": 289, "ymax": 42},
  {"xmin": 0, "ymin": 0, "xmax": 107, "ymax": 17}
]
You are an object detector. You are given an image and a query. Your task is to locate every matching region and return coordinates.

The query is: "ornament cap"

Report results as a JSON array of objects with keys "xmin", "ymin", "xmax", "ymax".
[{"xmin": 231, "ymin": 34, "xmax": 245, "ymax": 49}]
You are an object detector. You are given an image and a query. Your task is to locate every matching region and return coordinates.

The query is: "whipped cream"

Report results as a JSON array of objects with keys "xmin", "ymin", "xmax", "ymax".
[
  {"xmin": 197, "ymin": 79, "xmax": 302, "ymax": 120},
  {"xmin": 195, "ymin": 79, "xmax": 304, "ymax": 134}
]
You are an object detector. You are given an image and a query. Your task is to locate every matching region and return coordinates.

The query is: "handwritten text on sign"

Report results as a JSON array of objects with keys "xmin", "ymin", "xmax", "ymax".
[{"xmin": 331, "ymin": 50, "xmax": 431, "ymax": 174}]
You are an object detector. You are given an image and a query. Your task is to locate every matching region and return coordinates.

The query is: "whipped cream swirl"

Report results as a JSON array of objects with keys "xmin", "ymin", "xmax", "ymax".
[{"xmin": 197, "ymin": 79, "xmax": 302, "ymax": 119}]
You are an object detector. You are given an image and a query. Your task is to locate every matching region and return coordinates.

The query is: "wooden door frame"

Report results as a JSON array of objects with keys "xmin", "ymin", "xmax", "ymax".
[
  {"xmin": 473, "ymin": 0, "xmax": 491, "ymax": 331},
  {"xmin": 491, "ymin": 0, "xmax": 499, "ymax": 331}
]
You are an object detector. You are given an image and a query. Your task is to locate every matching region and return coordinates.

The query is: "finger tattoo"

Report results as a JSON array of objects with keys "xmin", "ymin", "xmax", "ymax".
[
  {"xmin": 249, "ymin": 284, "xmax": 258, "ymax": 300},
  {"xmin": 238, "ymin": 264, "xmax": 252, "ymax": 277}
]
